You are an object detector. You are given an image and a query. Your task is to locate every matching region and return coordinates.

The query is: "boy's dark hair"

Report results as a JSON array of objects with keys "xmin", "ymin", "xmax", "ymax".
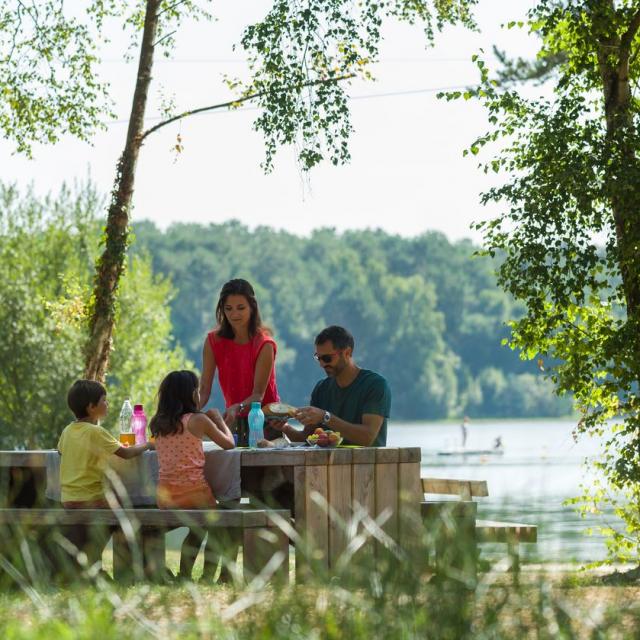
[
  {"xmin": 67, "ymin": 379, "xmax": 107, "ymax": 420},
  {"xmin": 315, "ymin": 325, "xmax": 355, "ymax": 351}
]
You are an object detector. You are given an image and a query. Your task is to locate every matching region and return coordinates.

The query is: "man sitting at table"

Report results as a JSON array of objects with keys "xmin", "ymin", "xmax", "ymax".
[{"xmin": 277, "ymin": 325, "xmax": 392, "ymax": 446}]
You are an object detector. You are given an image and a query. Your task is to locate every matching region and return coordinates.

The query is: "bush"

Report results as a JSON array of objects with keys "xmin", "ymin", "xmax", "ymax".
[{"xmin": 0, "ymin": 183, "xmax": 189, "ymax": 448}]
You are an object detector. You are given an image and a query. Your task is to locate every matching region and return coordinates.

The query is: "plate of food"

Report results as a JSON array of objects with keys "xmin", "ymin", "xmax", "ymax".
[
  {"xmin": 264, "ymin": 401, "xmax": 297, "ymax": 417},
  {"xmin": 257, "ymin": 435, "xmax": 291, "ymax": 449},
  {"xmin": 306, "ymin": 427, "xmax": 343, "ymax": 448}
]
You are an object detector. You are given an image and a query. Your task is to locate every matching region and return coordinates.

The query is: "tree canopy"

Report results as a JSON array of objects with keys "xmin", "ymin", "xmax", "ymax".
[
  {"xmin": 0, "ymin": 0, "xmax": 482, "ymax": 382},
  {"xmin": 458, "ymin": 0, "xmax": 640, "ymax": 564},
  {"xmin": 0, "ymin": 183, "xmax": 188, "ymax": 449}
]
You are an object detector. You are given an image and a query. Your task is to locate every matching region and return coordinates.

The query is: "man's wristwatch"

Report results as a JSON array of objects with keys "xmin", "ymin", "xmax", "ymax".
[
  {"xmin": 239, "ymin": 402, "xmax": 247, "ymax": 414},
  {"xmin": 322, "ymin": 410, "xmax": 331, "ymax": 427}
]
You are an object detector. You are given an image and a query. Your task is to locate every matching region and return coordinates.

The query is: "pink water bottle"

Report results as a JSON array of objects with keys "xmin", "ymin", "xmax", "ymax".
[{"xmin": 132, "ymin": 404, "xmax": 147, "ymax": 445}]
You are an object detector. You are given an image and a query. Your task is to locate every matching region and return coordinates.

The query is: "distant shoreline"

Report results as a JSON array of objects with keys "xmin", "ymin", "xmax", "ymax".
[{"xmin": 394, "ymin": 416, "xmax": 578, "ymax": 426}]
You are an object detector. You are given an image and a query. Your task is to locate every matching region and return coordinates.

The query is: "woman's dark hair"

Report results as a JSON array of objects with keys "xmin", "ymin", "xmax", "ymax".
[
  {"xmin": 150, "ymin": 370, "xmax": 200, "ymax": 437},
  {"xmin": 67, "ymin": 379, "xmax": 107, "ymax": 420},
  {"xmin": 315, "ymin": 325, "xmax": 355, "ymax": 351},
  {"xmin": 215, "ymin": 278, "xmax": 265, "ymax": 339}
]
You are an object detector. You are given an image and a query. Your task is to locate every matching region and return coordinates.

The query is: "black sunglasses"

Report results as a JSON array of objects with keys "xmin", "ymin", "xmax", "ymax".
[{"xmin": 313, "ymin": 351, "xmax": 340, "ymax": 364}]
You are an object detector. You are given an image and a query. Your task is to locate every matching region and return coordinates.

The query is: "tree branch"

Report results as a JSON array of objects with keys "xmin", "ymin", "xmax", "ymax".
[
  {"xmin": 630, "ymin": 43, "xmax": 640, "ymax": 71},
  {"xmin": 153, "ymin": 29, "xmax": 176, "ymax": 48},
  {"xmin": 620, "ymin": 9, "xmax": 640, "ymax": 65},
  {"xmin": 6, "ymin": 3, "xmax": 24, "ymax": 62},
  {"xmin": 139, "ymin": 73, "xmax": 354, "ymax": 142},
  {"xmin": 158, "ymin": 0, "xmax": 188, "ymax": 18}
]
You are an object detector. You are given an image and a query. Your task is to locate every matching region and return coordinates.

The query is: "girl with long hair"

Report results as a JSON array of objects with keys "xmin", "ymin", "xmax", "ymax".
[{"xmin": 150, "ymin": 370, "xmax": 234, "ymax": 579}]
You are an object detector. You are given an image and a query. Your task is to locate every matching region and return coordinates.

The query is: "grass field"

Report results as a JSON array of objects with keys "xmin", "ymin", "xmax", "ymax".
[
  {"xmin": 2, "ymin": 515, "xmax": 639, "ymax": 639},
  {"xmin": 2, "ymin": 549, "xmax": 640, "ymax": 639}
]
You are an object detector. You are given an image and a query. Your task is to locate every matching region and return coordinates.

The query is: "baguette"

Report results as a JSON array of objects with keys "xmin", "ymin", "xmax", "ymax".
[{"xmin": 264, "ymin": 402, "xmax": 297, "ymax": 417}]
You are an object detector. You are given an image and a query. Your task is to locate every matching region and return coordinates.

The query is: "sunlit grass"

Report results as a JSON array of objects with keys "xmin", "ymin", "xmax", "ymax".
[
  {"xmin": 2, "ymin": 507, "xmax": 640, "ymax": 638},
  {"xmin": 2, "ymin": 568, "xmax": 640, "ymax": 639}
]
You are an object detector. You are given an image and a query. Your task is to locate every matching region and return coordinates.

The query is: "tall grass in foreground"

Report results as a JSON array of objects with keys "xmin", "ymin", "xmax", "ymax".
[
  {"xmin": 1, "ymin": 500, "xmax": 639, "ymax": 638},
  {"xmin": 1, "ymin": 569, "xmax": 639, "ymax": 639}
]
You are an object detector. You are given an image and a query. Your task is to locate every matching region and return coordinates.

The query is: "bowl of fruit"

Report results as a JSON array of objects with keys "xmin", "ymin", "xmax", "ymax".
[{"xmin": 306, "ymin": 427, "xmax": 343, "ymax": 448}]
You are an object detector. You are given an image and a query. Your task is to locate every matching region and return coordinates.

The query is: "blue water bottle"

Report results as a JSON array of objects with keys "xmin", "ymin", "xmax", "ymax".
[{"xmin": 248, "ymin": 402, "xmax": 265, "ymax": 448}]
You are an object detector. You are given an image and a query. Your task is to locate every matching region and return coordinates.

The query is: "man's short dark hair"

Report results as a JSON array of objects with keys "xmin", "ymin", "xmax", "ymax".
[
  {"xmin": 67, "ymin": 379, "xmax": 107, "ymax": 420},
  {"xmin": 315, "ymin": 325, "xmax": 355, "ymax": 351}
]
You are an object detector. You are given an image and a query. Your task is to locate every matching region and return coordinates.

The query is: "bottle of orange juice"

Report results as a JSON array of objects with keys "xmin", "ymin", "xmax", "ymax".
[{"xmin": 118, "ymin": 398, "xmax": 135, "ymax": 446}]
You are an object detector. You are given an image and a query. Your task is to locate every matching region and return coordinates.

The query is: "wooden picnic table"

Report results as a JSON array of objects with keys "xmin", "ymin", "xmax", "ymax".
[{"xmin": 0, "ymin": 446, "xmax": 422, "ymax": 571}]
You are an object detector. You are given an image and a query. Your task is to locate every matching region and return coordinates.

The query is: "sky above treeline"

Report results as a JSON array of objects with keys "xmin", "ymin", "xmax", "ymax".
[{"xmin": 1, "ymin": 0, "xmax": 541, "ymax": 241}]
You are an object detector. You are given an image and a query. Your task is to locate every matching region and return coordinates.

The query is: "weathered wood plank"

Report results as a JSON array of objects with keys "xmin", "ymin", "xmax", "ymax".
[
  {"xmin": 374, "ymin": 462, "xmax": 399, "ymax": 548},
  {"xmin": 476, "ymin": 520, "xmax": 537, "ymax": 543},
  {"xmin": 240, "ymin": 450, "xmax": 306, "ymax": 467},
  {"xmin": 293, "ymin": 466, "xmax": 307, "ymax": 529},
  {"xmin": 242, "ymin": 510, "xmax": 267, "ymax": 528},
  {"xmin": 242, "ymin": 527, "xmax": 262, "ymax": 581},
  {"xmin": 112, "ymin": 528, "xmax": 145, "ymax": 583},
  {"xmin": 0, "ymin": 451, "xmax": 49, "ymax": 468},
  {"xmin": 0, "ymin": 466, "xmax": 9, "ymax": 508},
  {"xmin": 351, "ymin": 448, "xmax": 376, "ymax": 464},
  {"xmin": 304, "ymin": 449, "xmax": 331, "ymax": 465},
  {"xmin": 0, "ymin": 508, "xmax": 288, "ymax": 529},
  {"xmin": 293, "ymin": 465, "xmax": 307, "ymax": 578},
  {"xmin": 398, "ymin": 462, "xmax": 422, "ymax": 545},
  {"xmin": 243, "ymin": 527, "xmax": 289, "ymax": 584},
  {"xmin": 327, "ymin": 464, "xmax": 352, "ymax": 567},
  {"xmin": 0, "ymin": 507, "xmax": 290, "ymax": 585},
  {"xmin": 422, "ymin": 500, "xmax": 478, "ymax": 586},
  {"xmin": 304, "ymin": 465, "xmax": 329, "ymax": 570},
  {"xmin": 142, "ymin": 527, "xmax": 166, "ymax": 582},
  {"xmin": 421, "ymin": 501, "xmax": 477, "ymax": 519},
  {"xmin": 327, "ymin": 448, "xmax": 352, "ymax": 465},
  {"xmin": 0, "ymin": 447, "xmax": 418, "ymax": 469},
  {"xmin": 352, "ymin": 464, "xmax": 375, "ymax": 521},
  {"xmin": 398, "ymin": 448, "xmax": 421, "ymax": 463},
  {"xmin": 375, "ymin": 448, "xmax": 399, "ymax": 464},
  {"xmin": 350, "ymin": 463, "xmax": 376, "ymax": 562},
  {"xmin": 421, "ymin": 478, "xmax": 489, "ymax": 499}
]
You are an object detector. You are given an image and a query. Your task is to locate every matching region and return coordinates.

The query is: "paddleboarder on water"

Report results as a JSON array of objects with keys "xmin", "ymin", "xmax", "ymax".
[{"xmin": 461, "ymin": 415, "xmax": 470, "ymax": 448}]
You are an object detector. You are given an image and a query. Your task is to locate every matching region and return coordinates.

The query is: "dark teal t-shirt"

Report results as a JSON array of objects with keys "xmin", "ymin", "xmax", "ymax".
[{"xmin": 310, "ymin": 369, "xmax": 391, "ymax": 447}]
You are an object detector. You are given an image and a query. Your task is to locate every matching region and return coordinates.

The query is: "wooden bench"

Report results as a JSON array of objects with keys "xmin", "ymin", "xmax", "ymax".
[
  {"xmin": 0, "ymin": 507, "xmax": 290, "ymax": 585},
  {"xmin": 422, "ymin": 477, "xmax": 489, "ymax": 500},
  {"xmin": 421, "ymin": 477, "xmax": 537, "ymax": 573}
]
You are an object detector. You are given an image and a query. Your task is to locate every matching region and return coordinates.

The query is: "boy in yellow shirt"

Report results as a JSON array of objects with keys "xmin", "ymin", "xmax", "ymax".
[
  {"xmin": 57, "ymin": 380, "xmax": 152, "ymax": 574},
  {"xmin": 58, "ymin": 379, "xmax": 152, "ymax": 507}
]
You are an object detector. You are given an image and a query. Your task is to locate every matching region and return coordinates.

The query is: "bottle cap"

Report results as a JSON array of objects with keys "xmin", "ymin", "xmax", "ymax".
[
  {"xmin": 134, "ymin": 404, "xmax": 143, "ymax": 411},
  {"xmin": 251, "ymin": 402, "xmax": 261, "ymax": 408}
]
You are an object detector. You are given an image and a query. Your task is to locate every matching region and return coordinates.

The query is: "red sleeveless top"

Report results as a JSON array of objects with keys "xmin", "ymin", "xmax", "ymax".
[{"xmin": 207, "ymin": 330, "xmax": 280, "ymax": 414}]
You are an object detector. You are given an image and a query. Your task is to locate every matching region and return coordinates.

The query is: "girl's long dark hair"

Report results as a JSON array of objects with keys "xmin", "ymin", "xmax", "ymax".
[
  {"xmin": 215, "ymin": 278, "xmax": 268, "ymax": 339},
  {"xmin": 150, "ymin": 370, "xmax": 199, "ymax": 437}
]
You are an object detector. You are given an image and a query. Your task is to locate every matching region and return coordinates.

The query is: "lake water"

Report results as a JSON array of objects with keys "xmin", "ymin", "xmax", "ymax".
[{"xmin": 388, "ymin": 419, "xmax": 611, "ymax": 563}]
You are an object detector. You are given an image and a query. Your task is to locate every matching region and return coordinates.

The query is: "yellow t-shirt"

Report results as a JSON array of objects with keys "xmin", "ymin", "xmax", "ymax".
[{"xmin": 57, "ymin": 421, "xmax": 121, "ymax": 502}]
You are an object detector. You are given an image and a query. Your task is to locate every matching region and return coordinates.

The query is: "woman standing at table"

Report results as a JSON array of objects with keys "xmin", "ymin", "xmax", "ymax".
[{"xmin": 199, "ymin": 278, "xmax": 281, "ymax": 443}]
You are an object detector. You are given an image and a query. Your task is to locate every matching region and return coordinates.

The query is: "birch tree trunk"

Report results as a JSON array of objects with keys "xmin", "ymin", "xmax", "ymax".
[
  {"xmin": 597, "ymin": 7, "xmax": 640, "ymax": 320},
  {"xmin": 84, "ymin": 0, "xmax": 161, "ymax": 381}
]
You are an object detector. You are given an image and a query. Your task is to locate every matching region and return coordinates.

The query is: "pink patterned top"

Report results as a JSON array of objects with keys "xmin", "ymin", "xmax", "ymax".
[{"xmin": 154, "ymin": 413, "xmax": 206, "ymax": 487}]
